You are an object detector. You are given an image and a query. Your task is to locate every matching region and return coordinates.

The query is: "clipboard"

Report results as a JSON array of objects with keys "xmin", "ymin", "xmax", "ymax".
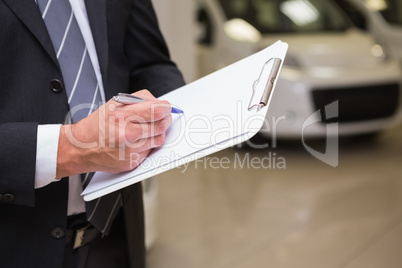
[{"xmin": 82, "ymin": 40, "xmax": 288, "ymax": 201}]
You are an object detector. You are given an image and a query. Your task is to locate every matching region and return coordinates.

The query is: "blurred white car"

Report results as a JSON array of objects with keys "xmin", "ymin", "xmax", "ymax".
[
  {"xmin": 196, "ymin": 0, "xmax": 402, "ymax": 138},
  {"xmin": 335, "ymin": 0, "xmax": 402, "ymax": 65}
]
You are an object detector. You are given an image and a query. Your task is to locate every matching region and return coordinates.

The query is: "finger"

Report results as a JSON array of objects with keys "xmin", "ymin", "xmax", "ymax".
[
  {"xmin": 129, "ymin": 90, "xmax": 172, "ymax": 120},
  {"xmin": 113, "ymin": 99, "xmax": 172, "ymax": 123},
  {"xmin": 131, "ymin": 89, "xmax": 158, "ymax": 101},
  {"xmin": 108, "ymin": 89, "xmax": 172, "ymax": 121},
  {"xmin": 124, "ymin": 133, "xmax": 166, "ymax": 156},
  {"xmin": 123, "ymin": 115, "xmax": 170, "ymax": 143},
  {"xmin": 125, "ymin": 149, "xmax": 152, "ymax": 171}
]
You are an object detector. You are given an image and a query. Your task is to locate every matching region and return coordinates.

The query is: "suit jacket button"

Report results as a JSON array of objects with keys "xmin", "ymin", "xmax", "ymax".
[
  {"xmin": 3, "ymin": 193, "xmax": 14, "ymax": 202},
  {"xmin": 49, "ymin": 79, "xmax": 63, "ymax": 93},
  {"xmin": 51, "ymin": 228, "xmax": 65, "ymax": 239}
]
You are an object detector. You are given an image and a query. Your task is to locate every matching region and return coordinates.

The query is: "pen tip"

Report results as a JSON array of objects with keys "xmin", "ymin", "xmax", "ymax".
[{"xmin": 171, "ymin": 107, "xmax": 184, "ymax": 114}]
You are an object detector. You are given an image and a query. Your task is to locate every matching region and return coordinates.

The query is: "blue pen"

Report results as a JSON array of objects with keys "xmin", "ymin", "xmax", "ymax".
[{"xmin": 112, "ymin": 93, "xmax": 183, "ymax": 114}]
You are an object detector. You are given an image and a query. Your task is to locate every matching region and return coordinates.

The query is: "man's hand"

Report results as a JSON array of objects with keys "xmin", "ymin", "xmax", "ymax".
[{"xmin": 56, "ymin": 90, "xmax": 172, "ymax": 178}]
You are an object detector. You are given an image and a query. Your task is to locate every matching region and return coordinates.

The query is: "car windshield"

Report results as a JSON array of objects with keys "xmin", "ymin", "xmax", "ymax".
[
  {"xmin": 364, "ymin": 0, "xmax": 402, "ymax": 25},
  {"xmin": 217, "ymin": 0, "xmax": 351, "ymax": 33}
]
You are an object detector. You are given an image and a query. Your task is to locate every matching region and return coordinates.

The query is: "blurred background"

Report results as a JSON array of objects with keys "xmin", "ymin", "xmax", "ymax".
[{"xmin": 142, "ymin": 0, "xmax": 402, "ymax": 267}]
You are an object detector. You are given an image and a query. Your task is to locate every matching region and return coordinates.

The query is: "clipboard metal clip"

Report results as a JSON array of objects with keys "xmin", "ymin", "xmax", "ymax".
[{"xmin": 248, "ymin": 57, "xmax": 282, "ymax": 111}]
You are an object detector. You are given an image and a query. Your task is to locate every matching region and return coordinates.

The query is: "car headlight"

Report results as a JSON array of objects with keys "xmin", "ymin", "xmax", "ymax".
[
  {"xmin": 223, "ymin": 18, "xmax": 261, "ymax": 43},
  {"xmin": 371, "ymin": 44, "xmax": 389, "ymax": 61}
]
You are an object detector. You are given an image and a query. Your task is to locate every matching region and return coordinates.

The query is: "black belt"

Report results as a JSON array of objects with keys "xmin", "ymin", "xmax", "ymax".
[{"xmin": 65, "ymin": 224, "xmax": 101, "ymax": 249}]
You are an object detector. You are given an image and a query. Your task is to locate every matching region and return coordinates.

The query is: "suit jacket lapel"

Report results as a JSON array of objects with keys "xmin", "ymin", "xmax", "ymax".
[
  {"xmin": 2, "ymin": 0, "xmax": 59, "ymax": 68},
  {"xmin": 84, "ymin": 0, "xmax": 109, "ymax": 88}
]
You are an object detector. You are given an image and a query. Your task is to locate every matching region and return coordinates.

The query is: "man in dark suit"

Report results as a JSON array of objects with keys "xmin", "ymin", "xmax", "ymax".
[{"xmin": 0, "ymin": 0, "xmax": 185, "ymax": 267}]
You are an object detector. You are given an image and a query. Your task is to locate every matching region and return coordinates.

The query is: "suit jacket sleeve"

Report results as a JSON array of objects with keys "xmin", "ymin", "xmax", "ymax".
[
  {"xmin": 0, "ymin": 123, "xmax": 37, "ymax": 206},
  {"xmin": 124, "ymin": 0, "xmax": 186, "ymax": 96}
]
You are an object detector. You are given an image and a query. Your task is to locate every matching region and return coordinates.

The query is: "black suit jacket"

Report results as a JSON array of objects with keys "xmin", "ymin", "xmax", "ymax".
[{"xmin": 0, "ymin": 0, "xmax": 185, "ymax": 267}]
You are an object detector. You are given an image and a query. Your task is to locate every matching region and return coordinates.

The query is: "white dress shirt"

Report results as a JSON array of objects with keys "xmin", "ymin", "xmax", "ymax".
[{"xmin": 34, "ymin": 0, "xmax": 106, "ymax": 216}]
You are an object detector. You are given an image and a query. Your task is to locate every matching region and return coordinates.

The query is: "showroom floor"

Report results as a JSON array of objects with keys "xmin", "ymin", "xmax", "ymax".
[{"xmin": 146, "ymin": 123, "xmax": 402, "ymax": 268}]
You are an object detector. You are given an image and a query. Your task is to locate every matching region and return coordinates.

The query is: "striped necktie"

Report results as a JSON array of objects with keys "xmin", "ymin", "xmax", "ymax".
[{"xmin": 37, "ymin": 0, "xmax": 122, "ymax": 235}]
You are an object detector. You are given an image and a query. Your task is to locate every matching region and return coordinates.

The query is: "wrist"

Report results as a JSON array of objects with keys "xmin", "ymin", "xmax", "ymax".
[{"xmin": 56, "ymin": 124, "xmax": 92, "ymax": 178}]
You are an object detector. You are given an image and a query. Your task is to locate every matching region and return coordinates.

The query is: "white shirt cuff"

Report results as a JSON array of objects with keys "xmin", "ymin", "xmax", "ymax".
[{"xmin": 35, "ymin": 124, "xmax": 61, "ymax": 189}]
